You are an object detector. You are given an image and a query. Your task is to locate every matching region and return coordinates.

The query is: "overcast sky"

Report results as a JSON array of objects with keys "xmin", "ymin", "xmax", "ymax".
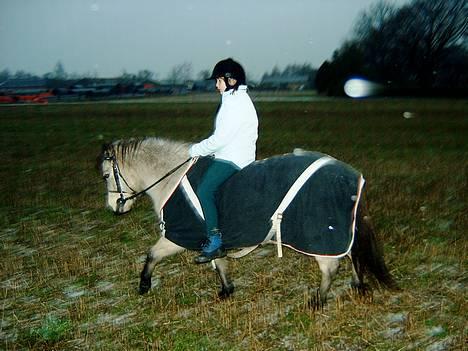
[{"xmin": 1, "ymin": 0, "xmax": 409, "ymax": 81}]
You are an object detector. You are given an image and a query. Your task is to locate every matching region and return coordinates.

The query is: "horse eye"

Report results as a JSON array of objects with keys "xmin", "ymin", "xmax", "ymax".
[{"xmin": 103, "ymin": 174, "xmax": 110, "ymax": 181}]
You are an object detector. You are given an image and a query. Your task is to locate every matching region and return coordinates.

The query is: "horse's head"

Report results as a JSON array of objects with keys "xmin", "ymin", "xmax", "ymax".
[{"xmin": 99, "ymin": 143, "xmax": 138, "ymax": 215}]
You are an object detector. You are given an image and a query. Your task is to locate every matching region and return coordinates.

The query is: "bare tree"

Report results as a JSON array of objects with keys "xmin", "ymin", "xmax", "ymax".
[
  {"xmin": 137, "ymin": 70, "xmax": 155, "ymax": 81},
  {"xmin": 0, "ymin": 69, "xmax": 11, "ymax": 82},
  {"xmin": 355, "ymin": 0, "xmax": 467, "ymax": 88},
  {"xmin": 197, "ymin": 69, "xmax": 211, "ymax": 80},
  {"xmin": 167, "ymin": 62, "xmax": 193, "ymax": 84},
  {"xmin": 407, "ymin": 0, "xmax": 467, "ymax": 87},
  {"xmin": 14, "ymin": 70, "xmax": 36, "ymax": 79},
  {"xmin": 316, "ymin": 0, "xmax": 467, "ymax": 95}
]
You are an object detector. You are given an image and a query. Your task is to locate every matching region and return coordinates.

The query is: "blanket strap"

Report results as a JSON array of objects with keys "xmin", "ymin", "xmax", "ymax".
[
  {"xmin": 269, "ymin": 156, "xmax": 335, "ymax": 257},
  {"xmin": 227, "ymin": 246, "xmax": 259, "ymax": 258},
  {"xmin": 275, "ymin": 213, "xmax": 284, "ymax": 257},
  {"xmin": 158, "ymin": 158, "xmax": 199, "ymax": 237},
  {"xmin": 180, "ymin": 176, "xmax": 205, "ymax": 219}
]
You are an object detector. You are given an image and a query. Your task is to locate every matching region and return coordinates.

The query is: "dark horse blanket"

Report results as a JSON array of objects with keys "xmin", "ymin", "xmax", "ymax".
[{"xmin": 162, "ymin": 151, "xmax": 364, "ymax": 257}]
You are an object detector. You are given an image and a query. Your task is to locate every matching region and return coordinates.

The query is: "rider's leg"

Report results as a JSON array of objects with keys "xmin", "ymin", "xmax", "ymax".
[{"xmin": 194, "ymin": 159, "xmax": 239, "ymax": 264}]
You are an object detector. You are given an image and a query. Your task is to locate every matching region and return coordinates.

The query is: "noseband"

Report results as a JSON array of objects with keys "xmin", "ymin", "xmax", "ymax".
[{"xmin": 103, "ymin": 152, "xmax": 192, "ymax": 212}]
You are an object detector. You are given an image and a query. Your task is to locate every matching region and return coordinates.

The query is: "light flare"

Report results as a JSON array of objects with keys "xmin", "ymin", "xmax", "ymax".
[{"xmin": 344, "ymin": 78, "xmax": 382, "ymax": 98}]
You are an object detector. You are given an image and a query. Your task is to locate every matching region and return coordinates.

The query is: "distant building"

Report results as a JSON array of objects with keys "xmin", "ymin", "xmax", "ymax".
[
  {"xmin": 0, "ymin": 78, "xmax": 49, "ymax": 94},
  {"xmin": 0, "ymin": 76, "xmax": 196, "ymax": 103},
  {"xmin": 0, "ymin": 78, "xmax": 55, "ymax": 103},
  {"xmin": 191, "ymin": 79, "xmax": 212, "ymax": 92},
  {"xmin": 260, "ymin": 74, "xmax": 310, "ymax": 90},
  {"xmin": 71, "ymin": 78, "xmax": 121, "ymax": 95}
]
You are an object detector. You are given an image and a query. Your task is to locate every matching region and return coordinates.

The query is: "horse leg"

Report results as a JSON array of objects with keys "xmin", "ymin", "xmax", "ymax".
[
  {"xmin": 212, "ymin": 258, "xmax": 235, "ymax": 299},
  {"xmin": 348, "ymin": 253, "xmax": 370, "ymax": 297},
  {"xmin": 310, "ymin": 257, "xmax": 340, "ymax": 310},
  {"xmin": 139, "ymin": 237, "xmax": 185, "ymax": 295}
]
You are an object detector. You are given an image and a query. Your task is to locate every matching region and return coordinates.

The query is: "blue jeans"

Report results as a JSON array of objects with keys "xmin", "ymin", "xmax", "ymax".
[{"xmin": 196, "ymin": 159, "xmax": 239, "ymax": 237}]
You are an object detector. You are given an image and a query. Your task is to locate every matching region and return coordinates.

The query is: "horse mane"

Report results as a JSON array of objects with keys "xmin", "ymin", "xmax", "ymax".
[
  {"xmin": 112, "ymin": 138, "xmax": 145, "ymax": 162},
  {"xmin": 98, "ymin": 137, "xmax": 189, "ymax": 168}
]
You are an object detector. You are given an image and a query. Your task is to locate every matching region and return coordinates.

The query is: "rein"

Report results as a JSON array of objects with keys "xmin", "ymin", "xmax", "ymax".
[{"xmin": 104, "ymin": 154, "xmax": 192, "ymax": 210}]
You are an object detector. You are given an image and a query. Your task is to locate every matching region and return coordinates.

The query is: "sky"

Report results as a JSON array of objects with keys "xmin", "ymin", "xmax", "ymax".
[{"xmin": 0, "ymin": 0, "xmax": 409, "ymax": 81}]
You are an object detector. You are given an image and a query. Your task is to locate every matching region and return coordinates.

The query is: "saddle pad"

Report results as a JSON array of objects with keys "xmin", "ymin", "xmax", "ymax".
[{"xmin": 162, "ymin": 152, "xmax": 363, "ymax": 256}]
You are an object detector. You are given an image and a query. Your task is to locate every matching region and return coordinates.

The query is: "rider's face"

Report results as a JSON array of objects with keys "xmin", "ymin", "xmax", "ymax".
[{"xmin": 215, "ymin": 77, "xmax": 227, "ymax": 94}]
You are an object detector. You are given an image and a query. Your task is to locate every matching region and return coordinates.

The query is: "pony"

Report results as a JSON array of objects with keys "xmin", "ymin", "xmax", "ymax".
[{"xmin": 98, "ymin": 137, "xmax": 397, "ymax": 308}]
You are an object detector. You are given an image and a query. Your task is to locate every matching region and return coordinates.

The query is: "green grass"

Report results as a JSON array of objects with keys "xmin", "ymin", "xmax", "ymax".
[
  {"xmin": 26, "ymin": 314, "xmax": 72, "ymax": 346},
  {"xmin": 0, "ymin": 96, "xmax": 467, "ymax": 350}
]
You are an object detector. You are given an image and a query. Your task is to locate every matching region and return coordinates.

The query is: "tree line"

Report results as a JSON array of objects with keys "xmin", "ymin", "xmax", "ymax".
[
  {"xmin": 316, "ymin": 0, "xmax": 467, "ymax": 96},
  {"xmin": 0, "ymin": 62, "xmax": 194, "ymax": 85},
  {"xmin": 0, "ymin": 61, "xmax": 316, "ymax": 88}
]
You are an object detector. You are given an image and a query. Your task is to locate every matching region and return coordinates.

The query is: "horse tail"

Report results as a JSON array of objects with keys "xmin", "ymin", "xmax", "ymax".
[{"xmin": 351, "ymin": 201, "xmax": 399, "ymax": 290}]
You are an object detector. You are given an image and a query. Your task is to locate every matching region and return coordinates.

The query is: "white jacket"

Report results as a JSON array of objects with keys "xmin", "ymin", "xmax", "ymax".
[{"xmin": 189, "ymin": 85, "xmax": 258, "ymax": 169}]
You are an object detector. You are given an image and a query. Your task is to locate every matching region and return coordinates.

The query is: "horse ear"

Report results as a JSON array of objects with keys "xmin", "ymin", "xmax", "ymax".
[
  {"xmin": 96, "ymin": 143, "xmax": 111, "ymax": 171},
  {"xmin": 102, "ymin": 143, "xmax": 115, "ymax": 158}
]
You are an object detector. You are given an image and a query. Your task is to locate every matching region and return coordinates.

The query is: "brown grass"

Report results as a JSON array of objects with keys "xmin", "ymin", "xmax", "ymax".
[{"xmin": 0, "ymin": 96, "xmax": 466, "ymax": 350}]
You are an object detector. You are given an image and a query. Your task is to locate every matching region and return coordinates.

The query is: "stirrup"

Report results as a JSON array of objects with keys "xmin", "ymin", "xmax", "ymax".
[{"xmin": 194, "ymin": 247, "xmax": 226, "ymax": 264}]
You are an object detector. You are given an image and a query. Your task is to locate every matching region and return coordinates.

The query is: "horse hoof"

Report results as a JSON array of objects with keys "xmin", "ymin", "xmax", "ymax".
[
  {"xmin": 351, "ymin": 282, "xmax": 370, "ymax": 297},
  {"xmin": 139, "ymin": 279, "xmax": 151, "ymax": 295},
  {"xmin": 350, "ymin": 283, "xmax": 374, "ymax": 303},
  {"xmin": 308, "ymin": 289, "xmax": 326, "ymax": 311},
  {"xmin": 308, "ymin": 298, "xmax": 325, "ymax": 311},
  {"xmin": 218, "ymin": 285, "xmax": 234, "ymax": 299}
]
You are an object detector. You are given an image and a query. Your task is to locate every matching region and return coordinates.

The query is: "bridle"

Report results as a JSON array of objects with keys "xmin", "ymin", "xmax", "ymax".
[
  {"xmin": 103, "ymin": 152, "xmax": 192, "ymax": 213},
  {"xmin": 103, "ymin": 154, "xmax": 136, "ymax": 212}
]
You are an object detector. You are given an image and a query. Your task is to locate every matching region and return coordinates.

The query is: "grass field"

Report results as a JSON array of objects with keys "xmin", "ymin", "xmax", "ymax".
[{"xmin": 0, "ymin": 96, "xmax": 466, "ymax": 350}]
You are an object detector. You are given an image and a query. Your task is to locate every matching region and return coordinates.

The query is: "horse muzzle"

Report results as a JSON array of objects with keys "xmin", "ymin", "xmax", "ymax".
[{"xmin": 114, "ymin": 197, "xmax": 132, "ymax": 215}]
